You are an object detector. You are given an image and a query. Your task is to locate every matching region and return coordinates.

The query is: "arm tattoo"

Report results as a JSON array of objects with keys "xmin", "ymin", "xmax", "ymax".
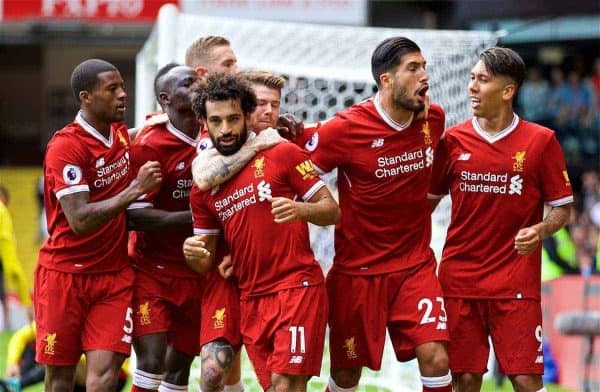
[
  {"xmin": 539, "ymin": 204, "xmax": 571, "ymax": 239},
  {"xmin": 198, "ymin": 146, "xmax": 258, "ymax": 189}
]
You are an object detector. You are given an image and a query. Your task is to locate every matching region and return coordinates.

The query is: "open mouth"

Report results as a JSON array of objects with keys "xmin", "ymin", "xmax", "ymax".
[
  {"xmin": 416, "ymin": 85, "xmax": 429, "ymax": 101},
  {"xmin": 219, "ymin": 136, "xmax": 237, "ymax": 147},
  {"xmin": 116, "ymin": 104, "xmax": 127, "ymax": 113},
  {"xmin": 470, "ymin": 97, "xmax": 481, "ymax": 108}
]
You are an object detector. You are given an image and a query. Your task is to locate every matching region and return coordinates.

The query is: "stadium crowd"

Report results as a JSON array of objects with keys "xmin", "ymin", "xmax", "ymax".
[{"xmin": 514, "ymin": 58, "xmax": 600, "ymax": 279}]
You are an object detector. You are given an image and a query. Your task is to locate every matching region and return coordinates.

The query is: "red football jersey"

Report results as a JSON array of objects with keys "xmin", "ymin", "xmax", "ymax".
[
  {"xmin": 191, "ymin": 142, "xmax": 325, "ymax": 299},
  {"xmin": 429, "ymin": 115, "xmax": 573, "ymax": 300},
  {"xmin": 128, "ymin": 122, "xmax": 198, "ymax": 278},
  {"xmin": 38, "ymin": 112, "xmax": 133, "ymax": 273},
  {"xmin": 306, "ymin": 95, "xmax": 445, "ymax": 275}
]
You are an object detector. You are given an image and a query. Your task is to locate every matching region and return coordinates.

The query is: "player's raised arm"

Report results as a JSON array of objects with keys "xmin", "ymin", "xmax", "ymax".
[
  {"xmin": 183, "ymin": 234, "xmax": 217, "ymax": 273},
  {"xmin": 60, "ymin": 160, "xmax": 161, "ymax": 235},
  {"xmin": 270, "ymin": 186, "xmax": 340, "ymax": 226}
]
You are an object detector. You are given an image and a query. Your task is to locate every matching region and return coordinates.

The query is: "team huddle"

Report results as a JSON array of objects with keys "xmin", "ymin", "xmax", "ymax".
[{"xmin": 34, "ymin": 34, "xmax": 573, "ymax": 392}]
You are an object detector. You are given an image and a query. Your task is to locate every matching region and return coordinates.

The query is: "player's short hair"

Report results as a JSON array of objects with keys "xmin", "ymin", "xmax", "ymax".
[
  {"xmin": 242, "ymin": 70, "xmax": 286, "ymax": 91},
  {"xmin": 154, "ymin": 62, "xmax": 180, "ymax": 102},
  {"xmin": 193, "ymin": 74, "xmax": 257, "ymax": 120},
  {"xmin": 371, "ymin": 37, "xmax": 421, "ymax": 86},
  {"xmin": 70, "ymin": 59, "xmax": 118, "ymax": 102},
  {"xmin": 0, "ymin": 183, "xmax": 9, "ymax": 205},
  {"xmin": 479, "ymin": 47, "xmax": 526, "ymax": 89},
  {"xmin": 185, "ymin": 36, "xmax": 231, "ymax": 69}
]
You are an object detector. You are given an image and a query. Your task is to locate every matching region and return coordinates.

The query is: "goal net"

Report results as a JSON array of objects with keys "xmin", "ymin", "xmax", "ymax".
[
  {"xmin": 136, "ymin": 5, "xmax": 497, "ymax": 390},
  {"xmin": 136, "ymin": 4, "xmax": 497, "ymax": 128}
]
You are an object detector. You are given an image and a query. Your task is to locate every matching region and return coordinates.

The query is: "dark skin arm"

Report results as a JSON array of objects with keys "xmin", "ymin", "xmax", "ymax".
[
  {"xmin": 126, "ymin": 209, "xmax": 192, "ymax": 231},
  {"xmin": 428, "ymin": 197, "xmax": 443, "ymax": 212},
  {"xmin": 60, "ymin": 161, "xmax": 162, "ymax": 235}
]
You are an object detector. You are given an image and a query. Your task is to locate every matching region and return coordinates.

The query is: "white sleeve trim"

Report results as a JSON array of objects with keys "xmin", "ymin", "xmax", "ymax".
[
  {"xmin": 193, "ymin": 228, "xmax": 220, "ymax": 235},
  {"xmin": 56, "ymin": 185, "xmax": 89, "ymax": 200},
  {"xmin": 427, "ymin": 193, "xmax": 445, "ymax": 199},
  {"xmin": 302, "ymin": 181, "xmax": 325, "ymax": 201},
  {"xmin": 546, "ymin": 195, "xmax": 574, "ymax": 207},
  {"xmin": 127, "ymin": 202, "xmax": 153, "ymax": 210}
]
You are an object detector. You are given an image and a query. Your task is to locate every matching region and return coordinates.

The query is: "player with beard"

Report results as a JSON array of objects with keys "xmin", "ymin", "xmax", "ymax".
[
  {"xmin": 187, "ymin": 70, "xmax": 286, "ymax": 392},
  {"xmin": 306, "ymin": 36, "xmax": 451, "ymax": 392},
  {"xmin": 186, "ymin": 74, "xmax": 340, "ymax": 391},
  {"xmin": 35, "ymin": 59, "xmax": 161, "ymax": 391},
  {"xmin": 184, "ymin": 37, "xmax": 452, "ymax": 392},
  {"xmin": 429, "ymin": 47, "xmax": 572, "ymax": 392},
  {"xmin": 126, "ymin": 63, "xmax": 204, "ymax": 392},
  {"xmin": 139, "ymin": 37, "xmax": 276, "ymax": 392}
]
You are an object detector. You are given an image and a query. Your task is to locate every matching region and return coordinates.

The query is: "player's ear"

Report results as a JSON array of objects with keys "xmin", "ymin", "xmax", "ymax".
[
  {"xmin": 502, "ymin": 83, "xmax": 516, "ymax": 102},
  {"xmin": 79, "ymin": 90, "xmax": 91, "ymax": 104},
  {"xmin": 379, "ymin": 72, "xmax": 392, "ymax": 90},
  {"xmin": 158, "ymin": 91, "xmax": 169, "ymax": 105},
  {"xmin": 195, "ymin": 66, "xmax": 209, "ymax": 80}
]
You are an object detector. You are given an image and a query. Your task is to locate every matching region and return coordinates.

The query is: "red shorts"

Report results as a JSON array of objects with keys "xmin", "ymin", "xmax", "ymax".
[
  {"xmin": 132, "ymin": 269, "xmax": 203, "ymax": 356},
  {"xmin": 200, "ymin": 268, "xmax": 242, "ymax": 348},
  {"xmin": 327, "ymin": 260, "xmax": 449, "ymax": 370},
  {"xmin": 445, "ymin": 298, "xmax": 543, "ymax": 375},
  {"xmin": 34, "ymin": 265, "xmax": 134, "ymax": 365},
  {"xmin": 240, "ymin": 284, "xmax": 328, "ymax": 390}
]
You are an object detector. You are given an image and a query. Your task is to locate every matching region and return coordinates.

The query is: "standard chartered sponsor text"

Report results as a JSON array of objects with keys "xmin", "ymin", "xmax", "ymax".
[
  {"xmin": 94, "ymin": 154, "xmax": 129, "ymax": 188},
  {"xmin": 214, "ymin": 183, "xmax": 257, "ymax": 221},
  {"xmin": 375, "ymin": 149, "xmax": 425, "ymax": 178},
  {"xmin": 173, "ymin": 179, "xmax": 193, "ymax": 199},
  {"xmin": 459, "ymin": 171, "xmax": 508, "ymax": 194}
]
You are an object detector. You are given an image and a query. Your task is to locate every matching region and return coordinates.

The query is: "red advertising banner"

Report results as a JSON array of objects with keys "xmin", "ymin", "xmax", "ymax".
[{"xmin": 2, "ymin": 0, "xmax": 178, "ymax": 22}]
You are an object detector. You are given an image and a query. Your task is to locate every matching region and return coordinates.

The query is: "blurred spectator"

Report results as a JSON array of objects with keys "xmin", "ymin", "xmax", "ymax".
[
  {"xmin": 581, "ymin": 170, "xmax": 600, "ymax": 213},
  {"xmin": 517, "ymin": 66, "xmax": 549, "ymax": 123},
  {"xmin": 571, "ymin": 223, "xmax": 597, "ymax": 276},
  {"xmin": 36, "ymin": 176, "xmax": 47, "ymax": 243},
  {"xmin": 542, "ymin": 225, "xmax": 579, "ymax": 281},
  {"xmin": 590, "ymin": 58, "xmax": 600, "ymax": 111},
  {"xmin": 1, "ymin": 321, "xmax": 45, "ymax": 391},
  {"xmin": 1, "ymin": 321, "xmax": 129, "ymax": 391},
  {"xmin": 0, "ymin": 184, "xmax": 31, "ymax": 331}
]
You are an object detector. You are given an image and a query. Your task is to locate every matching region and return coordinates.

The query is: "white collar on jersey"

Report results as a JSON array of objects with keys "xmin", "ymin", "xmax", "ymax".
[
  {"xmin": 373, "ymin": 92, "xmax": 414, "ymax": 132},
  {"xmin": 75, "ymin": 111, "xmax": 114, "ymax": 148},
  {"xmin": 472, "ymin": 113, "xmax": 520, "ymax": 144},
  {"xmin": 166, "ymin": 121, "xmax": 198, "ymax": 147}
]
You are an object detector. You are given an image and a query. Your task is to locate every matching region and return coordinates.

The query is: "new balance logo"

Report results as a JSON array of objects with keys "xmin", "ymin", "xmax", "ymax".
[
  {"xmin": 371, "ymin": 138, "xmax": 384, "ymax": 148},
  {"xmin": 509, "ymin": 175, "xmax": 523, "ymax": 195},
  {"xmin": 436, "ymin": 322, "xmax": 447, "ymax": 330},
  {"xmin": 258, "ymin": 180, "xmax": 272, "ymax": 201},
  {"xmin": 535, "ymin": 355, "xmax": 543, "ymax": 364},
  {"xmin": 95, "ymin": 157, "xmax": 105, "ymax": 168},
  {"xmin": 458, "ymin": 153, "xmax": 471, "ymax": 161},
  {"xmin": 175, "ymin": 161, "xmax": 185, "ymax": 170},
  {"xmin": 289, "ymin": 355, "xmax": 304, "ymax": 364},
  {"xmin": 121, "ymin": 334, "xmax": 132, "ymax": 344}
]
